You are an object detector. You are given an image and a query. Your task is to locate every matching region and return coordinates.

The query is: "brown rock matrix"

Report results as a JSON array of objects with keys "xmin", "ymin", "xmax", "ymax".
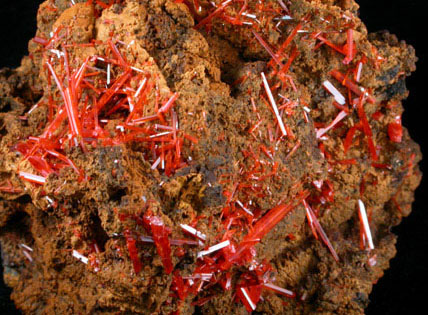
[{"xmin": 0, "ymin": 0, "xmax": 421, "ymax": 314}]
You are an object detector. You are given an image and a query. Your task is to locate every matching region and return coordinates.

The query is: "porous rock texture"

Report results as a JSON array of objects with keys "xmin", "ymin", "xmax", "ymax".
[{"xmin": 0, "ymin": 0, "xmax": 421, "ymax": 314}]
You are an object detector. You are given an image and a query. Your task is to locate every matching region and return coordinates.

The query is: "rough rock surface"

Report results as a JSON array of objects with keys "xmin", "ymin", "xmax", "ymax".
[{"xmin": 0, "ymin": 0, "xmax": 421, "ymax": 314}]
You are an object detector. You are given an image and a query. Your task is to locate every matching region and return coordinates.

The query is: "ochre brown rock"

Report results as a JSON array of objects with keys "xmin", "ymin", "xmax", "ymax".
[{"xmin": 0, "ymin": 0, "xmax": 421, "ymax": 314}]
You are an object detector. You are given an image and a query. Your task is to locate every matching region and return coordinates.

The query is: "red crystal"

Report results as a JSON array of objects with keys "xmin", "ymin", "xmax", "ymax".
[
  {"xmin": 171, "ymin": 270, "xmax": 188, "ymax": 300},
  {"xmin": 343, "ymin": 29, "xmax": 355, "ymax": 65},
  {"xmin": 355, "ymin": 95, "xmax": 378, "ymax": 161},
  {"xmin": 388, "ymin": 116, "xmax": 403, "ymax": 143},
  {"xmin": 144, "ymin": 214, "xmax": 173, "ymax": 274},
  {"xmin": 303, "ymin": 200, "xmax": 339, "ymax": 262},
  {"xmin": 0, "ymin": 180, "xmax": 23, "ymax": 194},
  {"xmin": 124, "ymin": 229, "xmax": 142, "ymax": 274},
  {"xmin": 194, "ymin": 0, "xmax": 233, "ymax": 30},
  {"xmin": 330, "ymin": 70, "xmax": 376, "ymax": 104},
  {"xmin": 262, "ymin": 282, "xmax": 296, "ymax": 298},
  {"xmin": 236, "ymin": 285, "xmax": 262, "ymax": 312},
  {"xmin": 221, "ymin": 190, "xmax": 309, "ymax": 268}
]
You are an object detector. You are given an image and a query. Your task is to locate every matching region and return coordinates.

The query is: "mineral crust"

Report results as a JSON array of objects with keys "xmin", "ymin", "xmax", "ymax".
[{"xmin": 0, "ymin": 0, "xmax": 421, "ymax": 314}]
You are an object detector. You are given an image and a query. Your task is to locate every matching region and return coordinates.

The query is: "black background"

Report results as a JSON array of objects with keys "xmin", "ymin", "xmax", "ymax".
[{"xmin": 0, "ymin": 0, "xmax": 426, "ymax": 314}]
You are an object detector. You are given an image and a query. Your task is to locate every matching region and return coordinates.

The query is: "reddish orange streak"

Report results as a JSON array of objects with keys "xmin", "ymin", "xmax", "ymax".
[
  {"xmin": 195, "ymin": 0, "xmax": 232, "ymax": 29},
  {"xmin": 330, "ymin": 70, "xmax": 376, "ymax": 104}
]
